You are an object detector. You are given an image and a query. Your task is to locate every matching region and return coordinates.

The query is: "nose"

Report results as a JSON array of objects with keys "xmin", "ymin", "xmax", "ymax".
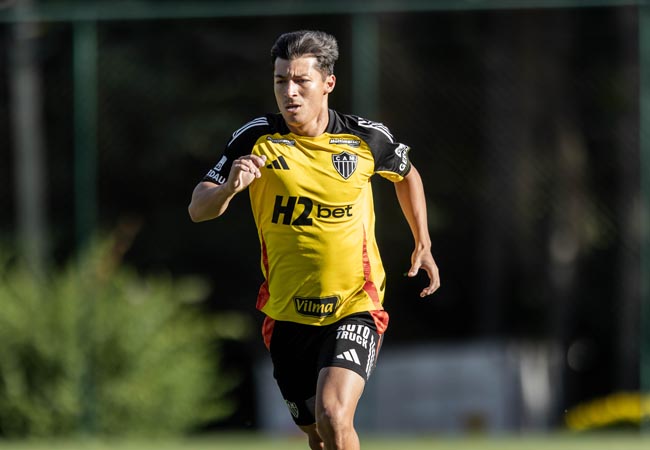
[{"xmin": 286, "ymin": 80, "xmax": 299, "ymax": 97}]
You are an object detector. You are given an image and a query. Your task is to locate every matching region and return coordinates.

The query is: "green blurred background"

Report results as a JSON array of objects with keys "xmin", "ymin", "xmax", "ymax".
[{"xmin": 1, "ymin": 0, "xmax": 649, "ymax": 445}]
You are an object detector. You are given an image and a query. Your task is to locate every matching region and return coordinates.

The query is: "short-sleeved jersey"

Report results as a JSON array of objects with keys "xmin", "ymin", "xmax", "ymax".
[{"xmin": 202, "ymin": 109, "xmax": 411, "ymax": 327}]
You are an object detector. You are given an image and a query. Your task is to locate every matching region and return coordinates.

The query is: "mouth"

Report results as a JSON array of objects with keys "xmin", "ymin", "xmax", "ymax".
[{"xmin": 285, "ymin": 103, "xmax": 301, "ymax": 113}]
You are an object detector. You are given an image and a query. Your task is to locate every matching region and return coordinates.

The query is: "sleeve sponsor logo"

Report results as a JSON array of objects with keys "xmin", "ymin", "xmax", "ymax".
[
  {"xmin": 394, "ymin": 144, "xmax": 410, "ymax": 172},
  {"xmin": 214, "ymin": 155, "xmax": 227, "ymax": 171},
  {"xmin": 206, "ymin": 171, "xmax": 226, "ymax": 184},
  {"xmin": 205, "ymin": 156, "xmax": 228, "ymax": 184}
]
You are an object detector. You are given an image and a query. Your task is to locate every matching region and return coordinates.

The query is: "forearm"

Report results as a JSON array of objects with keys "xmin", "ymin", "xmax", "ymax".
[
  {"xmin": 395, "ymin": 165, "xmax": 440, "ymax": 296},
  {"xmin": 394, "ymin": 165, "xmax": 431, "ymax": 249},
  {"xmin": 189, "ymin": 154, "xmax": 266, "ymax": 222},
  {"xmin": 188, "ymin": 181, "xmax": 236, "ymax": 222}
]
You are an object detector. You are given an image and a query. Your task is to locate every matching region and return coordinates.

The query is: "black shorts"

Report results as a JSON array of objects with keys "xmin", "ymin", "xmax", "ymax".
[{"xmin": 268, "ymin": 312, "xmax": 384, "ymax": 426}]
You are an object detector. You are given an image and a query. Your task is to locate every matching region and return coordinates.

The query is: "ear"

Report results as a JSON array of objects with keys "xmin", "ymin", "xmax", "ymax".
[{"xmin": 324, "ymin": 74, "xmax": 336, "ymax": 94}]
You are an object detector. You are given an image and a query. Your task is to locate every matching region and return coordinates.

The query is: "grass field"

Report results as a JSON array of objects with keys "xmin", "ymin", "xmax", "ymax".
[{"xmin": 0, "ymin": 433, "xmax": 648, "ymax": 450}]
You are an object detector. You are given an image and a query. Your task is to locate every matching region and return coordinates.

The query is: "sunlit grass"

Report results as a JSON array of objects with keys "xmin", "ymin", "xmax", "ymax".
[{"xmin": 0, "ymin": 432, "xmax": 649, "ymax": 450}]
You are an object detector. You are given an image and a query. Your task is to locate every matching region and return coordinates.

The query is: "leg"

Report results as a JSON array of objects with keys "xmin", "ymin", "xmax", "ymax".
[
  {"xmin": 267, "ymin": 320, "xmax": 326, "ymax": 448},
  {"xmin": 315, "ymin": 366, "xmax": 365, "ymax": 450},
  {"xmin": 299, "ymin": 423, "xmax": 324, "ymax": 450}
]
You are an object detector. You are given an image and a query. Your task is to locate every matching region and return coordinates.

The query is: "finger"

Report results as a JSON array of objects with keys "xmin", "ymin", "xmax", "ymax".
[
  {"xmin": 251, "ymin": 154, "xmax": 267, "ymax": 167},
  {"xmin": 419, "ymin": 268, "xmax": 440, "ymax": 297},
  {"xmin": 421, "ymin": 280, "xmax": 437, "ymax": 296},
  {"xmin": 237, "ymin": 159, "xmax": 262, "ymax": 178},
  {"xmin": 420, "ymin": 284, "xmax": 435, "ymax": 297},
  {"xmin": 408, "ymin": 261, "xmax": 420, "ymax": 277}
]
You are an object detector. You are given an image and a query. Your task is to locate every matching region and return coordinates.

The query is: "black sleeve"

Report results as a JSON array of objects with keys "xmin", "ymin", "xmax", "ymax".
[
  {"xmin": 356, "ymin": 117, "xmax": 412, "ymax": 181},
  {"xmin": 201, "ymin": 116, "xmax": 270, "ymax": 185}
]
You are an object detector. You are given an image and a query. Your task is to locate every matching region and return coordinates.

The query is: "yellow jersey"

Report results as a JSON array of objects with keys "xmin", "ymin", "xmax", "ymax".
[{"xmin": 202, "ymin": 109, "xmax": 411, "ymax": 330}]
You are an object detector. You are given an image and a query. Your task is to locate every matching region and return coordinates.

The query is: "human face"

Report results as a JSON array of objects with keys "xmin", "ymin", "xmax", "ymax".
[{"xmin": 274, "ymin": 56, "xmax": 336, "ymax": 136}]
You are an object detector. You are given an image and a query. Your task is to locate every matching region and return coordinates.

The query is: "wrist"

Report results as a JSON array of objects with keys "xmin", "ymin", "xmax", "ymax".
[
  {"xmin": 222, "ymin": 180, "xmax": 239, "ymax": 197},
  {"xmin": 415, "ymin": 239, "xmax": 431, "ymax": 250}
]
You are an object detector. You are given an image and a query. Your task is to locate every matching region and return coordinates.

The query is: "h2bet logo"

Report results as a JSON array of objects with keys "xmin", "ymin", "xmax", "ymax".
[{"xmin": 271, "ymin": 195, "xmax": 352, "ymax": 226}]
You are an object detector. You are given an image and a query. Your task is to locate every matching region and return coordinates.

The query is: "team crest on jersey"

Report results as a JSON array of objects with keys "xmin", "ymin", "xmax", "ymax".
[{"xmin": 332, "ymin": 151, "xmax": 358, "ymax": 180}]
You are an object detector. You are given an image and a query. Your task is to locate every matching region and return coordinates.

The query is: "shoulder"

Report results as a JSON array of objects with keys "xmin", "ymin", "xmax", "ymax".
[
  {"xmin": 227, "ymin": 113, "xmax": 286, "ymax": 148},
  {"xmin": 328, "ymin": 110, "xmax": 396, "ymax": 145},
  {"xmin": 330, "ymin": 110, "xmax": 411, "ymax": 179}
]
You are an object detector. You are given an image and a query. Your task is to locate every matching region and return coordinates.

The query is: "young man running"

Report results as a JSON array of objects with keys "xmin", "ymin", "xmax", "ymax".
[{"xmin": 189, "ymin": 30, "xmax": 440, "ymax": 450}]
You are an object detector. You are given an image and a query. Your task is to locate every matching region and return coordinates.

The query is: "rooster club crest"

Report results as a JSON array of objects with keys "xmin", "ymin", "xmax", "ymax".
[
  {"xmin": 285, "ymin": 400, "xmax": 300, "ymax": 418},
  {"xmin": 332, "ymin": 151, "xmax": 358, "ymax": 180}
]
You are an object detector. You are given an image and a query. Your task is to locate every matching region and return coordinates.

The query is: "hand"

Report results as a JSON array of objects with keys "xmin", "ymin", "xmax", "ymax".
[
  {"xmin": 407, "ymin": 246, "xmax": 440, "ymax": 298},
  {"xmin": 227, "ymin": 154, "xmax": 267, "ymax": 194}
]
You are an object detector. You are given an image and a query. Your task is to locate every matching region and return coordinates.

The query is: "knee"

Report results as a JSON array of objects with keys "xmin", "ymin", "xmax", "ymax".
[
  {"xmin": 300, "ymin": 424, "xmax": 324, "ymax": 450},
  {"xmin": 317, "ymin": 402, "xmax": 353, "ymax": 436}
]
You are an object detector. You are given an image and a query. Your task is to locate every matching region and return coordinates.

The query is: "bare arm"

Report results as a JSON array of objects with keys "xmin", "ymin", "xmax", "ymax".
[
  {"xmin": 188, "ymin": 154, "xmax": 266, "ymax": 222},
  {"xmin": 394, "ymin": 164, "xmax": 441, "ymax": 297}
]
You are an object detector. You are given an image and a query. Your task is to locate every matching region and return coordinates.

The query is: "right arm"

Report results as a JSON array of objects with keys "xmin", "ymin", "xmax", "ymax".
[{"xmin": 188, "ymin": 154, "xmax": 266, "ymax": 222}]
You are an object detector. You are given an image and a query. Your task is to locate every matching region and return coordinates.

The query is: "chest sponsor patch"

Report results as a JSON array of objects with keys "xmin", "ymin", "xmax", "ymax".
[
  {"xmin": 329, "ymin": 138, "xmax": 361, "ymax": 148},
  {"xmin": 266, "ymin": 136, "xmax": 295, "ymax": 146},
  {"xmin": 332, "ymin": 151, "xmax": 358, "ymax": 180},
  {"xmin": 294, "ymin": 296, "xmax": 339, "ymax": 317}
]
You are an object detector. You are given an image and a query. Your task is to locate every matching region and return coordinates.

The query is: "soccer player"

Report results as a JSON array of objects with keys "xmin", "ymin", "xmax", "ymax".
[{"xmin": 188, "ymin": 30, "xmax": 440, "ymax": 450}]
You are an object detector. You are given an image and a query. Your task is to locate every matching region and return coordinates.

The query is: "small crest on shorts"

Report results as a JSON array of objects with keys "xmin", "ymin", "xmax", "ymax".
[
  {"xmin": 332, "ymin": 151, "xmax": 358, "ymax": 180},
  {"xmin": 285, "ymin": 400, "xmax": 300, "ymax": 418}
]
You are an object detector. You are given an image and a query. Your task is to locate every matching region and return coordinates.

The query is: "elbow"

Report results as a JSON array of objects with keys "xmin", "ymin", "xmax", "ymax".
[
  {"xmin": 188, "ymin": 201, "xmax": 221, "ymax": 222},
  {"xmin": 188, "ymin": 182, "xmax": 228, "ymax": 222},
  {"xmin": 188, "ymin": 203, "xmax": 204, "ymax": 223}
]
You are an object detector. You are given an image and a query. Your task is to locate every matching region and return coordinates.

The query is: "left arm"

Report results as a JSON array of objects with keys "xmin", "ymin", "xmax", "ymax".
[{"xmin": 394, "ymin": 164, "xmax": 441, "ymax": 297}]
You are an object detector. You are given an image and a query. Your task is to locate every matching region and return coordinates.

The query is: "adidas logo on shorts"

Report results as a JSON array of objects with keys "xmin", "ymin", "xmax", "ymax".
[{"xmin": 336, "ymin": 349, "xmax": 361, "ymax": 365}]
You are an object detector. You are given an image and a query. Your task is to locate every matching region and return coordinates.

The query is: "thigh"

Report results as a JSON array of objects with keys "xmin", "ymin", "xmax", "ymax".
[
  {"xmin": 316, "ymin": 365, "xmax": 366, "ymax": 416},
  {"xmin": 317, "ymin": 312, "xmax": 384, "ymax": 382},
  {"xmin": 269, "ymin": 320, "xmax": 324, "ymax": 426}
]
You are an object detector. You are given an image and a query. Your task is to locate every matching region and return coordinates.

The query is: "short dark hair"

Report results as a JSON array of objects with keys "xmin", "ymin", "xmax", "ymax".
[{"xmin": 271, "ymin": 30, "xmax": 339, "ymax": 76}]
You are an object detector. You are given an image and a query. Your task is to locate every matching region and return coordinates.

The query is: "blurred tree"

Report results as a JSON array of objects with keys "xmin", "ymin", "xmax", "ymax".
[
  {"xmin": 0, "ymin": 227, "xmax": 251, "ymax": 437},
  {"xmin": 9, "ymin": 0, "xmax": 47, "ymax": 275}
]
